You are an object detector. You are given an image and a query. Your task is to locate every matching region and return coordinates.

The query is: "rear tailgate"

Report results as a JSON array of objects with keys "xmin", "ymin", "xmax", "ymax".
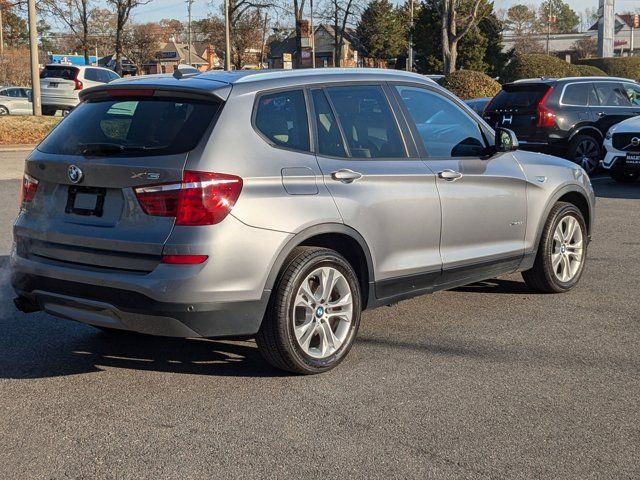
[
  {"xmin": 15, "ymin": 90, "xmax": 222, "ymax": 273},
  {"xmin": 484, "ymin": 83, "xmax": 551, "ymax": 141},
  {"xmin": 40, "ymin": 65, "xmax": 79, "ymax": 101}
]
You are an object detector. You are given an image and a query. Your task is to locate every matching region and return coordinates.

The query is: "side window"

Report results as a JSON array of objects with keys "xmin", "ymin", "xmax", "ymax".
[
  {"xmin": 562, "ymin": 83, "xmax": 590, "ymax": 106},
  {"xmin": 311, "ymin": 89, "xmax": 347, "ymax": 157},
  {"xmin": 107, "ymin": 70, "xmax": 120, "ymax": 82},
  {"xmin": 595, "ymin": 83, "xmax": 632, "ymax": 107},
  {"xmin": 325, "ymin": 85, "xmax": 405, "ymax": 158},
  {"xmin": 255, "ymin": 90, "xmax": 310, "ymax": 152},
  {"xmin": 84, "ymin": 68, "xmax": 100, "ymax": 82},
  {"xmin": 395, "ymin": 86, "xmax": 486, "ymax": 158},
  {"xmin": 7, "ymin": 88, "xmax": 20, "ymax": 98},
  {"xmin": 624, "ymin": 83, "xmax": 640, "ymax": 106}
]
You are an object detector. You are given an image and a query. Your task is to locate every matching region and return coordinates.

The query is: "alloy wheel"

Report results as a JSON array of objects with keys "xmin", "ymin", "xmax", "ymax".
[
  {"xmin": 0, "ymin": 107, "xmax": 8, "ymax": 115},
  {"xmin": 551, "ymin": 215, "xmax": 584, "ymax": 283},
  {"xmin": 292, "ymin": 266, "xmax": 353, "ymax": 359},
  {"xmin": 574, "ymin": 138, "xmax": 600, "ymax": 174}
]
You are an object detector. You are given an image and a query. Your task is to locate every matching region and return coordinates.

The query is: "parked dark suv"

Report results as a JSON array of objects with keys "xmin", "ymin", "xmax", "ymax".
[{"xmin": 484, "ymin": 77, "xmax": 640, "ymax": 174}]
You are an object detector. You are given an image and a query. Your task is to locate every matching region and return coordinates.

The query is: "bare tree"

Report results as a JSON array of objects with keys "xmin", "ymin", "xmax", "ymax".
[
  {"xmin": 436, "ymin": 0, "xmax": 491, "ymax": 74},
  {"xmin": 40, "ymin": 0, "xmax": 92, "ymax": 64},
  {"xmin": 106, "ymin": 0, "xmax": 152, "ymax": 75},
  {"xmin": 123, "ymin": 22, "xmax": 160, "ymax": 72}
]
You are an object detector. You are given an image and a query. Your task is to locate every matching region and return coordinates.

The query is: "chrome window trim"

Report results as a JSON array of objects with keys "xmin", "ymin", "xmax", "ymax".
[{"xmin": 560, "ymin": 80, "xmax": 635, "ymax": 108}]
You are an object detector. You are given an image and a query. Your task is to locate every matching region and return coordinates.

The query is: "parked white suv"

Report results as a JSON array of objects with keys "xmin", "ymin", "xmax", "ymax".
[
  {"xmin": 603, "ymin": 115, "xmax": 640, "ymax": 183},
  {"xmin": 40, "ymin": 65, "xmax": 120, "ymax": 116}
]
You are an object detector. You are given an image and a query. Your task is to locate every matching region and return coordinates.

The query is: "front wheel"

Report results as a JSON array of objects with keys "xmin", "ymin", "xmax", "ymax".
[
  {"xmin": 522, "ymin": 202, "xmax": 587, "ymax": 293},
  {"xmin": 0, "ymin": 106, "xmax": 8, "ymax": 115},
  {"xmin": 568, "ymin": 135, "xmax": 601, "ymax": 175},
  {"xmin": 609, "ymin": 169, "xmax": 639, "ymax": 184},
  {"xmin": 256, "ymin": 247, "xmax": 361, "ymax": 374}
]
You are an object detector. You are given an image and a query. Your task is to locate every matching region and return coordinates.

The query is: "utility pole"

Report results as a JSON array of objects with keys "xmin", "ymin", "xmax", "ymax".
[
  {"xmin": 187, "ymin": 0, "xmax": 193, "ymax": 65},
  {"xmin": 27, "ymin": 0, "xmax": 41, "ymax": 116},
  {"xmin": 310, "ymin": 0, "xmax": 315, "ymax": 68},
  {"xmin": 0, "ymin": 7, "xmax": 4, "ymax": 57},
  {"xmin": 597, "ymin": 0, "xmax": 614, "ymax": 58},
  {"xmin": 546, "ymin": 1, "xmax": 551, "ymax": 55},
  {"xmin": 407, "ymin": 0, "xmax": 414, "ymax": 71},
  {"xmin": 224, "ymin": 0, "xmax": 231, "ymax": 70}
]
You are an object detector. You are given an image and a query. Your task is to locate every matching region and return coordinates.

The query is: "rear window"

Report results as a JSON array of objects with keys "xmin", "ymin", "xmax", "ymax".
[
  {"xmin": 488, "ymin": 85, "xmax": 549, "ymax": 110},
  {"xmin": 38, "ymin": 97, "xmax": 220, "ymax": 157},
  {"xmin": 40, "ymin": 66, "xmax": 78, "ymax": 80}
]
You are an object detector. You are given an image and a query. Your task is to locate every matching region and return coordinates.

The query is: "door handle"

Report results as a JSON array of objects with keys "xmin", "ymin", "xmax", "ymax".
[
  {"xmin": 597, "ymin": 111, "xmax": 606, "ymax": 117},
  {"xmin": 437, "ymin": 169, "xmax": 463, "ymax": 181},
  {"xmin": 331, "ymin": 169, "xmax": 363, "ymax": 183}
]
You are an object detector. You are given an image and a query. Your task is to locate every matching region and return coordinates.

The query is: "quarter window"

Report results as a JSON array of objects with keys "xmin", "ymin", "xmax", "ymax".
[
  {"xmin": 255, "ymin": 90, "xmax": 310, "ymax": 152},
  {"xmin": 326, "ymin": 85, "xmax": 405, "ymax": 158},
  {"xmin": 395, "ymin": 86, "xmax": 486, "ymax": 157},
  {"xmin": 562, "ymin": 83, "xmax": 592, "ymax": 106}
]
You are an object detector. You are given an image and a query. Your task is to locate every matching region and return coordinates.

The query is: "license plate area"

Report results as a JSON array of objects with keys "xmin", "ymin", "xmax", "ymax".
[
  {"xmin": 626, "ymin": 153, "xmax": 640, "ymax": 165},
  {"xmin": 65, "ymin": 186, "xmax": 106, "ymax": 217}
]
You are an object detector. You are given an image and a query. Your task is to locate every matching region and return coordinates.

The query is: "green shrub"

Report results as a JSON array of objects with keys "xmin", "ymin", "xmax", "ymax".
[
  {"xmin": 577, "ymin": 57, "xmax": 640, "ymax": 81},
  {"xmin": 501, "ymin": 54, "xmax": 579, "ymax": 83},
  {"xmin": 573, "ymin": 64, "xmax": 607, "ymax": 76},
  {"xmin": 440, "ymin": 70, "xmax": 501, "ymax": 100}
]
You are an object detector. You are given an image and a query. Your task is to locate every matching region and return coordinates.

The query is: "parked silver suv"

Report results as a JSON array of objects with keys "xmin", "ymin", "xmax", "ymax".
[{"xmin": 12, "ymin": 69, "xmax": 595, "ymax": 374}]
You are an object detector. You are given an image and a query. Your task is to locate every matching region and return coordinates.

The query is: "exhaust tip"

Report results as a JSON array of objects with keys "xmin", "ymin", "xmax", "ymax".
[{"xmin": 13, "ymin": 296, "xmax": 41, "ymax": 314}]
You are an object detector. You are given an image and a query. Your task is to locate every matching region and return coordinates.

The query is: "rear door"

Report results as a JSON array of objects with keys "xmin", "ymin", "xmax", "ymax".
[
  {"xmin": 622, "ymin": 82, "xmax": 640, "ymax": 117},
  {"xmin": 16, "ymin": 93, "xmax": 221, "ymax": 272},
  {"xmin": 40, "ymin": 65, "xmax": 79, "ymax": 101},
  {"xmin": 395, "ymin": 84, "xmax": 527, "ymax": 283},
  {"xmin": 311, "ymin": 85, "xmax": 443, "ymax": 299},
  {"xmin": 483, "ymin": 83, "xmax": 551, "ymax": 142},
  {"xmin": 592, "ymin": 81, "xmax": 635, "ymax": 134}
]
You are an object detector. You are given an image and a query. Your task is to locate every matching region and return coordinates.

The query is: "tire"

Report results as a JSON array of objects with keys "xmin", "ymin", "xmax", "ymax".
[
  {"xmin": 609, "ymin": 169, "xmax": 639, "ymax": 184},
  {"xmin": 0, "ymin": 106, "xmax": 8, "ymax": 115},
  {"xmin": 256, "ymin": 246, "xmax": 362, "ymax": 374},
  {"xmin": 567, "ymin": 135, "xmax": 601, "ymax": 175},
  {"xmin": 522, "ymin": 202, "xmax": 587, "ymax": 293}
]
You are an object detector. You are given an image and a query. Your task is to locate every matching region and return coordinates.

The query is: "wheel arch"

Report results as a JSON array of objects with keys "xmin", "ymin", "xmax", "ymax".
[
  {"xmin": 532, "ymin": 185, "xmax": 593, "ymax": 257},
  {"xmin": 568, "ymin": 126, "xmax": 604, "ymax": 144},
  {"xmin": 264, "ymin": 223, "xmax": 375, "ymax": 310}
]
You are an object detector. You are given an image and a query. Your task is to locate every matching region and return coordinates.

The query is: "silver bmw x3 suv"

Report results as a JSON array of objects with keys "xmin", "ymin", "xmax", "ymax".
[{"xmin": 12, "ymin": 69, "xmax": 595, "ymax": 374}]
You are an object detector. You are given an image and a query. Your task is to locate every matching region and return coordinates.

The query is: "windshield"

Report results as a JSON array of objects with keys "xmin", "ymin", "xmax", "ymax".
[
  {"xmin": 40, "ymin": 66, "xmax": 78, "ymax": 80},
  {"xmin": 488, "ymin": 85, "xmax": 550, "ymax": 110},
  {"xmin": 38, "ymin": 97, "xmax": 220, "ymax": 157}
]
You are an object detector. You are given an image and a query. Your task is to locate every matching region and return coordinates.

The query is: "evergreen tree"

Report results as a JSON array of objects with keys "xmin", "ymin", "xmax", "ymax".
[{"xmin": 356, "ymin": 0, "xmax": 406, "ymax": 60}]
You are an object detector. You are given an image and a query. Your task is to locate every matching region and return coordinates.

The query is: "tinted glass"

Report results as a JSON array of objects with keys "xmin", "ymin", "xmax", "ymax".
[
  {"xmin": 6, "ymin": 88, "xmax": 20, "ymax": 98},
  {"xmin": 488, "ymin": 85, "xmax": 549, "ymax": 110},
  {"xmin": 107, "ymin": 70, "xmax": 120, "ymax": 82},
  {"xmin": 84, "ymin": 68, "xmax": 99, "ymax": 82},
  {"xmin": 255, "ymin": 90, "xmax": 310, "ymax": 152},
  {"xmin": 624, "ymin": 83, "xmax": 640, "ymax": 106},
  {"xmin": 595, "ymin": 83, "xmax": 631, "ymax": 107},
  {"xmin": 326, "ymin": 85, "xmax": 405, "ymax": 158},
  {"xmin": 562, "ymin": 83, "xmax": 591, "ymax": 106},
  {"xmin": 40, "ymin": 66, "xmax": 78, "ymax": 80},
  {"xmin": 311, "ymin": 89, "xmax": 347, "ymax": 157},
  {"xmin": 38, "ymin": 98, "xmax": 220, "ymax": 157},
  {"xmin": 396, "ymin": 86, "xmax": 486, "ymax": 158}
]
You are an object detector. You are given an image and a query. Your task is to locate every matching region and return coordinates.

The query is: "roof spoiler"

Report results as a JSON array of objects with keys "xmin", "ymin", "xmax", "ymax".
[{"xmin": 79, "ymin": 83, "xmax": 232, "ymax": 103}]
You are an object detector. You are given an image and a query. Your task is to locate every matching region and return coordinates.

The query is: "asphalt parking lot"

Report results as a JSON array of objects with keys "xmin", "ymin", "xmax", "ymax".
[{"xmin": 0, "ymin": 150, "xmax": 638, "ymax": 479}]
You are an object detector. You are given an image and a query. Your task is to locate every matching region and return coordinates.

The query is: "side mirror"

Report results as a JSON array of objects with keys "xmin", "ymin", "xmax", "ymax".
[{"xmin": 495, "ymin": 127, "xmax": 519, "ymax": 152}]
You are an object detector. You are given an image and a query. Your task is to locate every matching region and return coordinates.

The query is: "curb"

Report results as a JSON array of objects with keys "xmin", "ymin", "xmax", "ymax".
[{"xmin": 0, "ymin": 145, "xmax": 36, "ymax": 152}]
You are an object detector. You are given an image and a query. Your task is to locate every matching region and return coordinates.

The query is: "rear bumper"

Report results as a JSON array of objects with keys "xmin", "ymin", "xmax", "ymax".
[
  {"xmin": 12, "ymin": 260, "xmax": 271, "ymax": 338},
  {"xmin": 40, "ymin": 96, "xmax": 79, "ymax": 110}
]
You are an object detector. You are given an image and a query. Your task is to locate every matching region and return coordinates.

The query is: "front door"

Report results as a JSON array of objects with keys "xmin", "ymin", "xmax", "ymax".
[
  {"xmin": 593, "ymin": 82, "xmax": 637, "ymax": 135},
  {"xmin": 393, "ymin": 84, "xmax": 527, "ymax": 284},
  {"xmin": 310, "ymin": 85, "xmax": 442, "ymax": 300}
]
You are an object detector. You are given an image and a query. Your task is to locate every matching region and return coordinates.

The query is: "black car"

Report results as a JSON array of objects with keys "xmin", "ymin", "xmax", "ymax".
[{"xmin": 484, "ymin": 77, "xmax": 640, "ymax": 174}]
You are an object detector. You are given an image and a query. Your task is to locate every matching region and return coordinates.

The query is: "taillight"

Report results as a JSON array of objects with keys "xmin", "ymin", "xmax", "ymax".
[
  {"xmin": 134, "ymin": 171, "xmax": 243, "ymax": 226},
  {"xmin": 536, "ymin": 87, "xmax": 555, "ymax": 128},
  {"xmin": 20, "ymin": 173, "xmax": 39, "ymax": 203},
  {"xmin": 73, "ymin": 70, "xmax": 83, "ymax": 90}
]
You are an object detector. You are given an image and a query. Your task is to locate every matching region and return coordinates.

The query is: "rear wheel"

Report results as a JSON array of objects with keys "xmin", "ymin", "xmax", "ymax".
[
  {"xmin": 568, "ymin": 135, "xmax": 601, "ymax": 175},
  {"xmin": 609, "ymin": 169, "xmax": 639, "ymax": 183},
  {"xmin": 523, "ymin": 202, "xmax": 587, "ymax": 293},
  {"xmin": 256, "ymin": 247, "xmax": 361, "ymax": 374}
]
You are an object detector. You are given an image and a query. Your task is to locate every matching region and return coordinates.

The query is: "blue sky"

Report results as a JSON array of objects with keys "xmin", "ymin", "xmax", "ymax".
[{"xmin": 132, "ymin": 0, "xmax": 639, "ymax": 23}]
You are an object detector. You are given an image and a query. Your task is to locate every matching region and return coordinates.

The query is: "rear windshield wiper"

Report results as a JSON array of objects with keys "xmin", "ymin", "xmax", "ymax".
[{"xmin": 78, "ymin": 143, "xmax": 161, "ymax": 156}]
